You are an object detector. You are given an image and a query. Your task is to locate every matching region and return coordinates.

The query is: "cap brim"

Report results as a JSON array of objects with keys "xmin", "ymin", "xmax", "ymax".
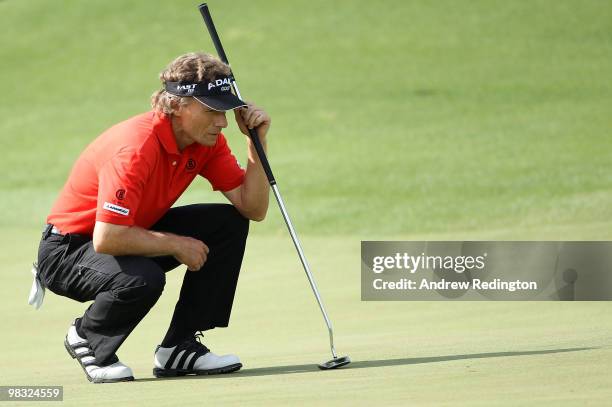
[{"xmin": 194, "ymin": 93, "xmax": 247, "ymax": 112}]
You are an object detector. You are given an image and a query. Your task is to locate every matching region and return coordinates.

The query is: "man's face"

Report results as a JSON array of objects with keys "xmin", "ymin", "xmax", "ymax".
[{"xmin": 175, "ymin": 98, "xmax": 228, "ymax": 147}]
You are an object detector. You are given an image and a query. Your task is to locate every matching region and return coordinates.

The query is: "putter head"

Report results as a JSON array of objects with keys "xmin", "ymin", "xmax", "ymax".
[{"xmin": 318, "ymin": 355, "xmax": 351, "ymax": 370}]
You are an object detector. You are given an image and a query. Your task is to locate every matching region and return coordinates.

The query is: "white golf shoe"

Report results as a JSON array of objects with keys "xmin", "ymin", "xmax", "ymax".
[
  {"xmin": 64, "ymin": 321, "xmax": 134, "ymax": 383},
  {"xmin": 153, "ymin": 332, "xmax": 242, "ymax": 377}
]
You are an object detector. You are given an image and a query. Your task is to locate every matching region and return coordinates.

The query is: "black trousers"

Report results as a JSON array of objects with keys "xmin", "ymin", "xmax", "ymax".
[{"xmin": 37, "ymin": 204, "xmax": 249, "ymax": 366}]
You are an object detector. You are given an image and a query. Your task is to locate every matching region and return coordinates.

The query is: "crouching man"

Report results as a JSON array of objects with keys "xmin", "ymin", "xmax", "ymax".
[{"xmin": 32, "ymin": 52, "xmax": 270, "ymax": 383}]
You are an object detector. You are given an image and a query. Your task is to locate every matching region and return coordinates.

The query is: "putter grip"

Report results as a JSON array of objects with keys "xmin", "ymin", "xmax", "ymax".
[
  {"xmin": 199, "ymin": 3, "xmax": 277, "ymax": 185},
  {"xmin": 199, "ymin": 4, "xmax": 229, "ymax": 64},
  {"xmin": 247, "ymin": 128, "xmax": 276, "ymax": 185}
]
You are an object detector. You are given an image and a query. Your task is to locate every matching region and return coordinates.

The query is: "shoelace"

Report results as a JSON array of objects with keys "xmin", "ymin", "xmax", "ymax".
[{"xmin": 186, "ymin": 331, "xmax": 210, "ymax": 354}]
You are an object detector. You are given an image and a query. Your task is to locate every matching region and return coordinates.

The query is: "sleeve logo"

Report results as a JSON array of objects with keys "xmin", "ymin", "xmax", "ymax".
[
  {"xmin": 115, "ymin": 189, "xmax": 126, "ymax": 200},
  {"xmin": 103, "ymin": 202, "xmax": 130, "ymax": 216}
]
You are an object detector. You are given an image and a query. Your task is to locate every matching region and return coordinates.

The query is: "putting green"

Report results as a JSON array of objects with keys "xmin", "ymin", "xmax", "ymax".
[{"xmin": 3, "ymin": 230, "xmax": 612, "ymax": 405}]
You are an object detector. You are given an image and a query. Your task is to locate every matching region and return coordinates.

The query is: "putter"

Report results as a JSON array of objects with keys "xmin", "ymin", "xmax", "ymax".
[{"xmin": 198, "ymin": 3, "xmax": 350, "ymax": 370}]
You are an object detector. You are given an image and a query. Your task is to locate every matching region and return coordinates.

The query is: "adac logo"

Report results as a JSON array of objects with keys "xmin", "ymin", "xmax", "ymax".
[
  {"xmin": 115, "ymin": 189, "xmax": 126, "ymax": 200},
  {"xmin": 208, "ymin": 77, "xmax": 232, "ymax": 92},
  {"xmin": 186, "ymin": 158, "xmax": 196, "ymax": 171}
]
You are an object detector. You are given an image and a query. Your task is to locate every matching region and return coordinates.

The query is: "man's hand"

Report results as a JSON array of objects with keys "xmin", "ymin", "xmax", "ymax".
[
  {"xmin": 171, "ymin": 235, "xmax": 210, "ymax": 271},
  {"xmin": 234, "ymin": 103, "xmax": 271, "ymax": 139}
]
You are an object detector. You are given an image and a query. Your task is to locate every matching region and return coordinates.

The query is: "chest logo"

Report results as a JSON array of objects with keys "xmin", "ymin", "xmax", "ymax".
[{"xmin": 186, "ymin": 158, "xmax": 197, "ymax": 171}]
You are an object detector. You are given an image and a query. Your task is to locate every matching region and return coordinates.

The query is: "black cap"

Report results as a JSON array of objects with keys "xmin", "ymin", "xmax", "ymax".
[{"xmin": 164, "ymin": 76, "xmax": 246, "ymax": 111}]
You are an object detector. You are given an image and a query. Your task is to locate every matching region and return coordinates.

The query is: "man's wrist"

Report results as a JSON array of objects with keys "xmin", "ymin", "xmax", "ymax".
[
  {"xmin": 151, "ymin": 230, "xmax": 180, "ymax": 257},
  {"xmin": 167, "ymin": 233, "xmax": 182, "ymax": 257}
]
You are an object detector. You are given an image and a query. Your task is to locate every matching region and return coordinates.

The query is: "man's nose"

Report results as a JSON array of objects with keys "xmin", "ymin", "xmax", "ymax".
[{"xmin": 215, "ymin": 112, "xmax": 228, "ymax": 128}]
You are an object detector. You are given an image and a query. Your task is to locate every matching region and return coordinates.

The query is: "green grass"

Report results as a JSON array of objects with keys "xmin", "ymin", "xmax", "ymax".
[
  {"xmin": 3, "ymin": 231, "xmax": 612, "ymax": 405},
  {"xmin": 1, "ymin": 0, "xmax": 612, "ymax": 405},
  {"xmin": 1, "ymin": 0, "xmax": 611, "ymax": 237}
]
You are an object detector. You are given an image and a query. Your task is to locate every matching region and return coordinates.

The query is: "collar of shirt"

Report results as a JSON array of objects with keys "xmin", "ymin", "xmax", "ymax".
[{"xmin": 152, "ymin": 112, "xmax": 180, "ymax": 156}]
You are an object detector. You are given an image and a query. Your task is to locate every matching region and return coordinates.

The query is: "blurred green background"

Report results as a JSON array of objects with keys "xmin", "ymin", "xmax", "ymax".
[
  {"xmin": 1, "ymin": 0, "xmax": 612, "ymax": 405},
  {"xmin": 2, "ymin": 0, "xmax": 611, "ymax": 238}
]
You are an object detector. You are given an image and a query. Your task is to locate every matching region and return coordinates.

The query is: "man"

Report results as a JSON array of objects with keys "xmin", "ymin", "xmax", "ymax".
[{"xmin": 31, "ymin": 52, "xmax": 271, "ymax": 383}]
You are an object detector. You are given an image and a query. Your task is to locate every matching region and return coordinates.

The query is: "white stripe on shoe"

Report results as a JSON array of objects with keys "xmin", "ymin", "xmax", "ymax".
[
  {"xmin": 170, "ymin": 350, "xmax": 186, "ymax": 369},
  {"xmin": 183, "ymin": 352, "xmax": 196, "ymax": 370}
]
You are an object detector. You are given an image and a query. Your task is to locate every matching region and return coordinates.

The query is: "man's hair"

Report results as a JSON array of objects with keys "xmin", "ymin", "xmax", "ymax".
[{"xmin": 151, "ymin": 52, "xmax": 231, "ymax": 114}]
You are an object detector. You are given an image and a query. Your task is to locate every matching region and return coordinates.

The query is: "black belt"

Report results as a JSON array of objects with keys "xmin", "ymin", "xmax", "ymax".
[{"xmin": 43, "ymin": 224, "xmax": 63, "ymax": 237}]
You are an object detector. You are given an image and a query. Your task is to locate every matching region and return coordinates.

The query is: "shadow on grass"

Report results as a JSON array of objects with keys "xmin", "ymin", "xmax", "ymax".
[{"xmin": 135, "ymin": 346, "xmax": 597, "ymax": 382}]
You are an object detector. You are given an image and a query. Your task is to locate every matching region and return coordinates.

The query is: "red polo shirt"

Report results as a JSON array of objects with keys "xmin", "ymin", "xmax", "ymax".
[{"xmin": 47, "ymin": 111, "xmax": 245, "ymax": 235}]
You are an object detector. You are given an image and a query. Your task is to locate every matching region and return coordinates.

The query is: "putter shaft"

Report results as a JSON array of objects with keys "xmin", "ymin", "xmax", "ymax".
[
  {"xmin": 270, "ymin": 184, "xmax": 338, "ymax": 359},
  {"xmin": 233, "ymin": 78, "xmax": 338, "ymax": 359},
  {"xmin": 199, "ymin": 2, "xmax": 340, "ymax": 361}
]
